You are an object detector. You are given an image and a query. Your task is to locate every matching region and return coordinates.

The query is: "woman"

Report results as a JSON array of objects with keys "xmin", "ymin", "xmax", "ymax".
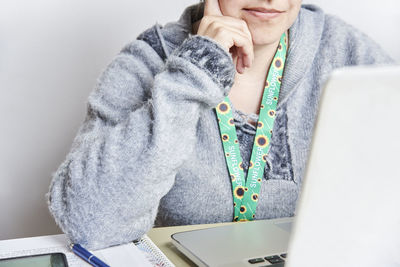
[{"xmin": 47, "ymin": 0, "xmax": 394, "ymax": 250}]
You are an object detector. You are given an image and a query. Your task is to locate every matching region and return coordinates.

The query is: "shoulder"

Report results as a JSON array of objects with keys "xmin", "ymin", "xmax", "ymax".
[
  {"xmin": 134, "ymin": 23, "xmax": 168, "ymax": 61},
  {"xmin": 120, "ymin": 22, "xmax": 189, "ymax": 63},
  {"xmin": 122, "ymin": 3, "xmax": 201, "ymax": 61},
  {"xmin": 298, "ymin": 4, "xmax": 377, "ymax": 45},
  {"xmin": 322, "ymin": 11, "xmax": 377, "ymax": 49},
  {"xmin": 301, "ymin": 4, "xmax": 394, "ymax": 65}
]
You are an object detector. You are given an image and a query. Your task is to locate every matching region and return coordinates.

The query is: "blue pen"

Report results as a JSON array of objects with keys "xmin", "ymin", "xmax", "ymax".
[{"xmin": 70, "ymin": 243, "xmax": 111, "ymax": 267}]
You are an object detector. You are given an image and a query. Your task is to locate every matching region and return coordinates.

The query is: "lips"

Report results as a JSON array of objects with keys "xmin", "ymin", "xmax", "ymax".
[
  {"xmin": 244, "ymin": 7, "xmax": 283, "ymax": 13},
  {"xmin": 243, "ymin": 7, "xmax": 284, "ymax": 20}
]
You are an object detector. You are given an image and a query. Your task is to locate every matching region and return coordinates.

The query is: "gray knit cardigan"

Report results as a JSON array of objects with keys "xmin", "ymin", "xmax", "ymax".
[{"xmin": 47, "ymin": 3, "xmax": 394, "ymax": 249}]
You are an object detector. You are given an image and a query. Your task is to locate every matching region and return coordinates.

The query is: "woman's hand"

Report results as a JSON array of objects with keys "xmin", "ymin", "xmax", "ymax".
[{"xmin": 196, "ymin": 0, "xmax": 254, "ymax": 74}]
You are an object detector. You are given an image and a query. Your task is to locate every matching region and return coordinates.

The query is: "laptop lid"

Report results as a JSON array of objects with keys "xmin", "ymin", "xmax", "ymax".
[
  {"xmin": 171, "ymin": 65, "xmax": 400, "ymax": 267},
  {"xmin": 286, "ymin": 66, "xmax": 400, "ymax": 267}
]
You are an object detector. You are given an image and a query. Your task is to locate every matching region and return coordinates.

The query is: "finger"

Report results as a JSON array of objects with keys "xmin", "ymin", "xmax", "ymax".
[
  {"xmin": 231, "ymin": 36, "xmax": 253, "ymax": 69},
  {"xmin": 208, "ymin": 16, "xmax": 252, "ymax": 38},
  {"xmin": 214, "ymin": 26, "xmax": 253, "ymax": 65},
  {"xmin": 206, "ymin": 16, "xmax": 253, "ymax": 51},
  {"xmin": 210, "ymin": 22, "xmax": 252, "ymax": 48},
  {"xmin": 204, "ymin": 0, "xmax": 223, "ymax": 17},
  {"xmin": 197, "ymin": 18, "xmax": 254, "ymax": 67},
  {"xmin": 219, "ymin": 17, "xmax": 252, "ymax": 47},
  {"xmin": 236, "ymin": 55, "xmax": 244, "ymax": 74},
  {"xmin": 240, "ymin": 52, "xmax": 251, "ymax": 69},
  {"xmin": 235, "ymin": 32, "xmax": 254, "ymax": 68}
]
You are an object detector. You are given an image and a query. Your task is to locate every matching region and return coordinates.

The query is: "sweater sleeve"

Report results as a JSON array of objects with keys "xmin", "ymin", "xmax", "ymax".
[{"xmin": 47, "ymin": 34, "xmax": 235, "ymax": 250}]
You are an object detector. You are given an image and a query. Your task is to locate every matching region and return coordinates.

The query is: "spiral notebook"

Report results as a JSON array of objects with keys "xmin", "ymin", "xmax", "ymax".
[
  {"xmin": 135, "ymin": 235, "xmax": 175, "ymax": 267},
  {"xmin": 0, "ymin": 234, "xmax": 175, "ymax": 267}
]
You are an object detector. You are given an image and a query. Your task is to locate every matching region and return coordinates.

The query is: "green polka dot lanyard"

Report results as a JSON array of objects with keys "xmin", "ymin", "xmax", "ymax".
[{"xmin": 216, "ymin": 33, "xmax": 287, "ymax": 222}]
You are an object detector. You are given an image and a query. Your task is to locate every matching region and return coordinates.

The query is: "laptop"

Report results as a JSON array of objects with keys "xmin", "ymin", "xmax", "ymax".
[{"xmin": 171, "ymin": 65, "xmax": 400, "ymax": 267}]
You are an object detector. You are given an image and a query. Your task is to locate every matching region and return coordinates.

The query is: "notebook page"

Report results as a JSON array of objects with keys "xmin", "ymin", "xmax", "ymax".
[{"xmin": 0, "ymin": 234, "xmax": 154, "ymax": 267}]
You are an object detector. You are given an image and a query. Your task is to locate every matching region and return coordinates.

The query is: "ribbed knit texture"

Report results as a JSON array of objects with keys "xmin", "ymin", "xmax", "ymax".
[{"xmin": 47, "ymin": 2, "xmax": 395, "ymax": 250}]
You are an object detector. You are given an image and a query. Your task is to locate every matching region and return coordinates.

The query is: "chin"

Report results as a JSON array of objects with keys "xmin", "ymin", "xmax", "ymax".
[{"xmin": 251, "ymin": 29, "xmax": 284, "ymax": 46}]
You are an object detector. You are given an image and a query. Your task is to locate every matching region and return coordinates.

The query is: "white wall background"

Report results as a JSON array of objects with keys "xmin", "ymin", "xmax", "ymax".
[{"xmin": 0, "ymin": 0, "xmax": 399, "ymax": 240}]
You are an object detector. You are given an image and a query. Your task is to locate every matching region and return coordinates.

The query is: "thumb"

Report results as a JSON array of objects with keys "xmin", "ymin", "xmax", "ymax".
[{"xmin": 204, "ymin": 0, "xmax": 223, "ymax": 16}]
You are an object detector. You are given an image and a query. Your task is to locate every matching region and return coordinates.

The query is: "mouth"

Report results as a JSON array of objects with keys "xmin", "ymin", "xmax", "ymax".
[{"xmin": 243, "ymin": 7, "xmax": 284, "ymax": 20}]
